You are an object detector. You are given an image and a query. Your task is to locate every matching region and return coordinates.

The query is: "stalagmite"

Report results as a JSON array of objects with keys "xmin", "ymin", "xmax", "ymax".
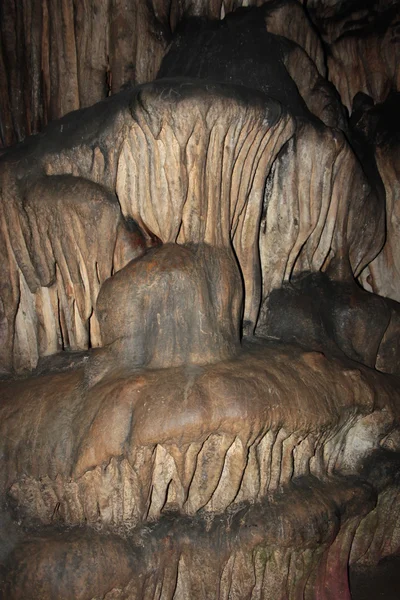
[{"xmin": 1, "ymin": 1, "xmax": 400, "ymax": 599}]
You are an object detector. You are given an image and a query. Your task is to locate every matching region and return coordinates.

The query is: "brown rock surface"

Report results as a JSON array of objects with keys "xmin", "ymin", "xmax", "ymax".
[
  {"xmin": 1, "ymin": 474, "xmax": 376, "ymax": 600},
  {"xmin": 1, "ymin": 2, "xmax": 400, "ymax": 599},
  {"xmin": 1, "ymin": 342, "xmax": 398, "ymax": 531},
  {"xmin": 0, "ymin": 80, "xmax": 293, "ymax": 371}
]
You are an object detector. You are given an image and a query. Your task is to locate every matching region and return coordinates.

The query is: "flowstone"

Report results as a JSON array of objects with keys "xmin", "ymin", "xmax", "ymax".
[{"xmin": 1, "ymin": 3, "xmax": 400, "ymax": 599}]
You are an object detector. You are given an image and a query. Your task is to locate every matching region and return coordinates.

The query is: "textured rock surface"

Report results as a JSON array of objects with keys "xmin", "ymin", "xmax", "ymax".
[
  {"xmin": 1, "ymin": 478, "xmax": 376, "ymax": 600},
  {"xmin": 357, "ymin": 93, "xmax": 400, "ymax": 304},
  {"xmin": 1, "ymin": 1, "xmax": 400, "ymax": 599},
  {"xmin": 0, "ymin": 0, "xmax": 325, "ymax": 148},
  {"xmin": 0, "ymin": 76, "xmax": 386, "ymax": 370},
  {"xmin": 0, "ymin": 80, "xmax": 294, "ymax": 371},
  {"xmin": 1, "ymin": 342, "xmax": 398, "ymax": 530},
  {"xmin": 309, "ymin": 2, "xmax": 400, "ymax": 112}
]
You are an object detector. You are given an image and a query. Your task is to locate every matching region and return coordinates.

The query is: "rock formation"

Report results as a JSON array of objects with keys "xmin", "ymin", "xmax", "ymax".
[{"xmin": 0, "ymin": 1, "xmax": 400, "ymax": 598}]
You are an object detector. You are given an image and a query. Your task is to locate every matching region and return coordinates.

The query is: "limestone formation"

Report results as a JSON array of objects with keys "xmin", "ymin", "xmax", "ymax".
[{"xmin": 0, "ymin": 1, "xmax": 400, "ymax": 599}]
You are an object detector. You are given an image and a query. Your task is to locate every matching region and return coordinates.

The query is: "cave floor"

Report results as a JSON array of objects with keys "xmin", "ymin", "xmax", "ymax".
[{"xmin": 350, "ymin": 556, "xmax": 400, "ymax": 599}]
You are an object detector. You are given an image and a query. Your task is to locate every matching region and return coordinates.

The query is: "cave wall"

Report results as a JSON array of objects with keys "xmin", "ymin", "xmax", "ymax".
[
  {"xmin": 1, "ymin": 1, "xmax": 400, "ymax": 599},
  {"xmin": 1, "ymin": 0, "xmax": 399, "ymax": 148},
  {"xmin": 2, "ymin": 0, "xmax": 400, "ymax": 305}
]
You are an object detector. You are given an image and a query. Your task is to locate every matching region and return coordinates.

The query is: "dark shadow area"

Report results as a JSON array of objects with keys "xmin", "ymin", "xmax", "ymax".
[{"xmin": 350, "ymin": 556, "xmax": 400, "ymax": 600}]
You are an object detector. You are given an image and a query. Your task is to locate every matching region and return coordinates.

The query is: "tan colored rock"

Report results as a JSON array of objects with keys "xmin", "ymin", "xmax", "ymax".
[
  {"xmin": 360, "ymin": 142, "xmax": 400, "ymax": 303},
  {"xmin": 264, "ymin": 0, "xmax": 326, "ymax": 76},
  {"xmin": 1, "ymin": 342, "xmax": 398, "ymax": 531},
  {"xmin": 319, "ymin": 5, "xmax": 400, "ymax": 112},
  {"xmin": 0, "ymin": 80, "xmax": 294, "ymax": 371},
  {"xmin": 0, "ymin": 0, "xmax": 340, "ymax": 147},
  {"xmin": 0, "ymin": 4, "xmax": 400, "ymax": 598},
  {"xmin": 2, "ymin": 477, "xmax": 375, "ymax": 600},
  {"xmin": 258, "ymin": 121, "xmax": 384, "ymax": 311},
  {"xmin": 95, "ymin": 243, "xmax": 242, "ymax": 372}
]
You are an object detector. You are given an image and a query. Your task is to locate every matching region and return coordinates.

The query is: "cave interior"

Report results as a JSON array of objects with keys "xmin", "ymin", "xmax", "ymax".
[{"xmin": 1, "ymin": 0, "xmax": 400, "ymax": 598}]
